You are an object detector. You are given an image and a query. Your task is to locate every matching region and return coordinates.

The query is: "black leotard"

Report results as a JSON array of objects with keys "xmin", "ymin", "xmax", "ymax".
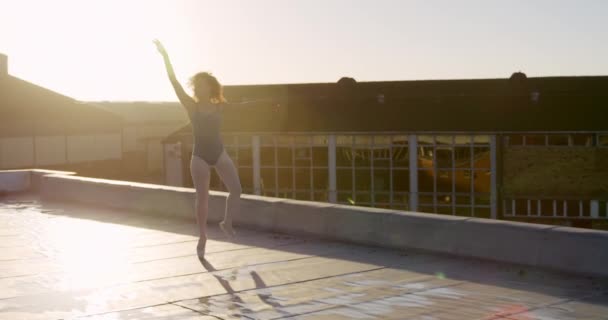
[
  {"xmin": 165, "ymin": 66, "xmax": 224, "ymax": 165},
  {"xmin": 188, "ymin": 105, "xmax": 224, "ymax": 165}
]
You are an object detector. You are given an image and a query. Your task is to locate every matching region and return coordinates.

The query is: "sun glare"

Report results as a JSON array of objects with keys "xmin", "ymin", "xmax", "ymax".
[
  {"xmin": 45, "ymin": 217, "xmax": 132, "ymax": 290},
  {"xmin": 1, "ymin": 0, "xmax": 180, "ymax": 100}
]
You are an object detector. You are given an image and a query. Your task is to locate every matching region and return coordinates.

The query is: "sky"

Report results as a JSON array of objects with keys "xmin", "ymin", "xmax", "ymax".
[{"xmin": 0, "ymin": 0, "xmax": 607, "ymax": 101}]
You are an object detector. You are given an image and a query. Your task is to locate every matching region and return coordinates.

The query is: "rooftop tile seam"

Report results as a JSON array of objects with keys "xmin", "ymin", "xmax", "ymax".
[
  {"xmin": 130, "ymin": 239, "xmax": 200, "ymax": 249},
  {"xmin": 71, "ymin": 301, "xmax": 236, "ymax": 320},
  {"xmin": 485, "ymin": 277, "xmax": 605, "ymax": 294},
  {"xmin": 167, "ymin": 266, "xmax": 388, "ymax": 307},
  {"xmin": 132, "ymin": 240, "xmax": 309, "ymax": 265},
  {"xmin": 0, "ymin": 249, "xmax": 349, "ymax": 303},
  {"xmin": 0, "ymin": 231, "xmax": 307, "ymax": 273},
  {"xmin": 169, "ymin": 301, "xmax": 235, "ymax": 320},
  {"xmin": 0, "ymin": 273, "xmax": 34, "ymax": 280},
  {"xmin": 41, "ymin": 266, "xmax": 389, "ymax": 319},
  {"xmin": 70, "ymin": 302, "xmax": 169, "ymax": 320},
  {"xmin": 0, "ymin": 244, "xmax": 31, "ymax": 249},
  {"xmin": 297, "ymin": 281, "xmax": 603, "ymax": 320},
  {"xmin": 0, "ymin": 239, "xmax": 317, "ymax": 281},
  {"xmin": 125, "ymin": 253, "xmax": 337, "ymax": 286},
  {"xmin": 72, "ymin": 273, "xmax": 453, "ymax": 320},
  {"xmin": 415, "ymin": 288, "xmax": 552, "ymax": 318},
  {"xmin": 489, "ymin": 291, "xmax": 606, "ymax": 319},
  {"xmin": 128, "ymin": 233, "xmax": 306, "ymax": 249},
  {"xmin": 271, "ymin": 280, "xmax": 468, "ymax": 320},
  {"xmin": 0, "ymin": 256, "xmax": 47, "ymax": 263},
  {"xmin": 3, "ymin": 231, "xmax": 194, "ymax": 249}
]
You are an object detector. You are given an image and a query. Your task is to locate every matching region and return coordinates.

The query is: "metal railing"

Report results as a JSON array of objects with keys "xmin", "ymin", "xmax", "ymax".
[{"xmin": 502, "ymin": 196, "xmax": 608, "ymax": 220}]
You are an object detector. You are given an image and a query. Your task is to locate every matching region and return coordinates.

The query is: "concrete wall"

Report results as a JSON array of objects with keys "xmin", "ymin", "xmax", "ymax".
[
  {"xmin": 164, "ymin": 143, "xmax": 183, "ymax": 186},
  {"xmin": 122, "ymin": 124, "xmax": 179, "ymax": 153},
  {"xmin": 0, "ymin": 137, "xmax": 34, "ymax": 168},
  {"xmin": 0, "ymin": 134, "xmax": 122, "ymax": 169},
  {"xmin": 35, "ymin": 136, "xmax": 66, "ymax": 166},
  {"xmin": 121, "ymin": 124, "xmax": 180, "ymax": 173},
  {"xmin": 122, "ymin": 127, "xmax": 138, "ymax": 152},
  {"xmin": 147, "ymin": 140, "xmax": 164, "ymax": 171},
  {"xmin": 67, "ymin": 134, "xmax": 122, "ymax": 162}
]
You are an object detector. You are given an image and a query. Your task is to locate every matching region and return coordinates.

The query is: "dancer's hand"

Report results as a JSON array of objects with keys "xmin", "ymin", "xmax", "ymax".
[
  {"xmin": 154, "ymin": 38, "xmax": 196, "ymax": 110},
  {"xmin": 153, "ymin": 39, "xmax": 168, "ymax": 57}
]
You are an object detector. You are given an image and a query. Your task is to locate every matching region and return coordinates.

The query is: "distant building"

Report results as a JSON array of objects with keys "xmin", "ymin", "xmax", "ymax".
[
  {"xmin": 0, "ymin": 53, "xmax": 123, "ymax": 173},
  {"xmin": 163, "ymin": 74, "xmax": 608, "ymax": 227},
  {"xmin": 94, "ymin": 101, "xmax": 188, "ymax": 181}
]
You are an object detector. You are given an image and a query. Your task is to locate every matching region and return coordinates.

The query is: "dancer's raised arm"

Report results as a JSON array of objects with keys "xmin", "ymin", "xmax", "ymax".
[{"xmin": 154, "ymin": 39, "xmax": 195, "ymax": 114}]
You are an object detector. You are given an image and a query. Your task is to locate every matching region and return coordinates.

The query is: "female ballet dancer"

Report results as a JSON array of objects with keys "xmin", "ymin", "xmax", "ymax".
[{"xmin": 155, "ymin": 39, "xmax": 276, "ymax": 257}]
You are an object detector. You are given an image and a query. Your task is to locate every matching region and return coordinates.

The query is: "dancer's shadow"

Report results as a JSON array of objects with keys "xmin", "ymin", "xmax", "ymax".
[
  {"xmin": 198, "ymin": 257, "xmax": 289, "ymax": 315},
  {"xmin": 198, "ymin": 257, "xmax": 239, "ymax": 294}
]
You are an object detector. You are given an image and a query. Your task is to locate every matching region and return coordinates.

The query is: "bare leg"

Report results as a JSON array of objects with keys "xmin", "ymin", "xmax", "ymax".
[
  {"xmin": 214, "ymin": 150, "xmax": 242, "ymax": 237},
  {"xmin": 190, "ymin": 155, "xmax": 211, "ymax": 257}
]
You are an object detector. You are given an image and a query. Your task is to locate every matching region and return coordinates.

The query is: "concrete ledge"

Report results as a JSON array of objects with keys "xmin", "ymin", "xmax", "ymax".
[
  {"xmin": 0, "ymin": 170, "xmax": 30, "ymax": 193},
  {"xmin": 539, "ymin": 227, "xmax": 608, "ymax": 276},
  {"xmin": 30, "ymin": 169, "xmax": 77, "ymax": 192},
  {"xmin": 40, "ymin": 174, "xmax": 195, "ymax": 220},
  {"xmin": 0, "ymin": 169, "xmax": 76, "ymax": 193},
  {"xmin": 2, "ymin": 169, "xmax": 608, "ymax": 277}
]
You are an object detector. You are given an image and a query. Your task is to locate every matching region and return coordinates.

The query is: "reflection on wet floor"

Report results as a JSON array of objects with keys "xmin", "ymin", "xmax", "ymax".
[{"xmin": 0, "ymin": 195, "xmax": 607, "ymax": 320}]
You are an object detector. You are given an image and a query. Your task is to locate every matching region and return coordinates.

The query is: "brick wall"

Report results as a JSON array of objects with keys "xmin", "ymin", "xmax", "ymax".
[{"xmin": 503, "ymin": 147, "xmax": 608, "ymax": 197}]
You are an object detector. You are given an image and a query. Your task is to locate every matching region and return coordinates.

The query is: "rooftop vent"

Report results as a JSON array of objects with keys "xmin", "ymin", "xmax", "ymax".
[
  {"xmin": 337, "ymin": 77, "xmax": 356, "ymax": 86},
  {"xmin": 509, "ymin": 71, "xmax": 529, "ymax": 94}
]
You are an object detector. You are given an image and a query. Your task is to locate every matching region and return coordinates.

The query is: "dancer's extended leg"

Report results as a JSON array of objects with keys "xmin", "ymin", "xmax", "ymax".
[
  {"xmin": 190, "ymin": 155, "xmax": 211, "ymax": 256},
  {"xmin": 214, "ymin": 150, "xmax": 242, "ymax": 237}
]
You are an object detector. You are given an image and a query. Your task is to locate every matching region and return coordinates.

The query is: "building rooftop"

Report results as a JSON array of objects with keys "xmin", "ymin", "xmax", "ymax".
[
  {"xmin": 0, "ymin": 71, "xmax": 122, "ymax": 136},
  {"xmin": 163, "ymin": 75, "xmax": 608, "ymax": 143},
  {"xmin": 1, "ymin": 193, "xmax": 607, "ymax": 319},
  {"xmin": 92, "ymin": 101, "xmax": 189, "ymax": 125}
]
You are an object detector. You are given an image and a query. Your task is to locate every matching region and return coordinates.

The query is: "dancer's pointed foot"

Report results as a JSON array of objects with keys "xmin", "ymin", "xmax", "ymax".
[
  {"xmin": 219, "ymin": 220, "xmax": 236, "ymax": 238},
  {"xmin": 196, "ymin": 238, "xmax": 207, "ymax": 259}
]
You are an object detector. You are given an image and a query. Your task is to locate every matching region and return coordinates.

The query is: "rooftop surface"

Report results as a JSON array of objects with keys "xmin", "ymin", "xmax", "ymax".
[{"xmin": 1, "ymin": 194, "xmax": 607, "ymax": 320}]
